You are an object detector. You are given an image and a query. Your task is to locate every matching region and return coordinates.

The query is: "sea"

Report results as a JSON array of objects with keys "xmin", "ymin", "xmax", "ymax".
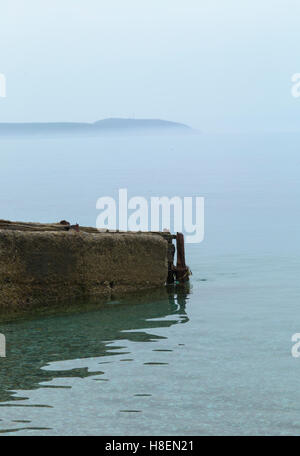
[{"xmin": 0, "ymin": 132, "xmax": 299, "ymax": 435}]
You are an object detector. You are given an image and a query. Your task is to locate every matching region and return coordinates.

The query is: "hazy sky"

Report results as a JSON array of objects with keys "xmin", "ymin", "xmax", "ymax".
[{"xmin": 0, "ymin": 0, "xmax": 300, "ymax": 132}]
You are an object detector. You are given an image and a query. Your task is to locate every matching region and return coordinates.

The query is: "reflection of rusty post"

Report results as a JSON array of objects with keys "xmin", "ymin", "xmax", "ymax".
[{"xmin": 175, "ymin": 232, "xmax": 189, "ymax": 283}]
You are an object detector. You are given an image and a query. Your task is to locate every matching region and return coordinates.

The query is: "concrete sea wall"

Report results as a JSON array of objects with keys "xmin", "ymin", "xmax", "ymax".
[{"xmin": 0, "ymin": 230, "xmax": 168, "ymax": 311}]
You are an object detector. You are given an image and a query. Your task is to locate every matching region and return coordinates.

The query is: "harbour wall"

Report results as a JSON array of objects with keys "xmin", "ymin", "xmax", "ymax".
[{"xmin": 0, "ymin": 229, "xmax": 168, "ymax": 311}]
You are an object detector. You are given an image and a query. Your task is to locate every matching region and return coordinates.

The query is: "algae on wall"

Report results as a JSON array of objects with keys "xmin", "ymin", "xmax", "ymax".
[{"xmin": 0, "ymin": 230, "xmax": 168, "ymax": 311}]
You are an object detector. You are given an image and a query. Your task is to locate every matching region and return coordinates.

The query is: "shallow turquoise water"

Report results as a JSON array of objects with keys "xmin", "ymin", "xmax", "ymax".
[{"xmin": 0, "ymin": 133, "xmax": 299, "ymax": 435}]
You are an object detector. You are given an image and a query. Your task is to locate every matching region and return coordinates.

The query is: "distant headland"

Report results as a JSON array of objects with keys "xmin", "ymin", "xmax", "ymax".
[{"xmin": 0, "ymin": 118, "xmax": 194, "ymax": 137}]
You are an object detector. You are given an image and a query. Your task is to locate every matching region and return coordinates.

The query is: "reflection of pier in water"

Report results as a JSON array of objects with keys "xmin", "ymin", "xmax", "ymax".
[{"xmin": 0, "ymin": 286, "xmax": 190, "ymax": 403}]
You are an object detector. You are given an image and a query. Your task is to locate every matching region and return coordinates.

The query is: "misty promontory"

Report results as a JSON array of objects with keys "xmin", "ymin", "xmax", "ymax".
[{"xmin": 0, "ymin": 118, "xmax": 193, "ymax": 137}]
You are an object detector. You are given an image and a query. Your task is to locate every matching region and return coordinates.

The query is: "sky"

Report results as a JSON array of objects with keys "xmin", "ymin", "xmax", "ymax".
[{"xmin": 0, "ymin": 0, "xmax": 300, "ymax": 132}]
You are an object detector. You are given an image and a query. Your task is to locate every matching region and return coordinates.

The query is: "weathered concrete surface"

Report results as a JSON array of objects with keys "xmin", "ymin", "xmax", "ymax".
[{"xmin": 0, "ymin": 230, "xmax": 168, "ymax": 311}]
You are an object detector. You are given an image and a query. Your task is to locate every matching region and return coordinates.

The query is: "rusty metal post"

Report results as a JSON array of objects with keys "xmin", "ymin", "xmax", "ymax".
[
  {"xmin": 175, "ymin": 232, "xmax": 190, "ymax": 283},
  {"xmin": 166, "ymin": 239, "xmax": 175, "ymax": 284}
]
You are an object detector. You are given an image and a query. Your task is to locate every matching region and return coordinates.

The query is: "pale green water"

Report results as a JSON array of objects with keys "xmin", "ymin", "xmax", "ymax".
[{"xmin": 0, "ymin": 133, "xmax": 299, "ymax": 435}]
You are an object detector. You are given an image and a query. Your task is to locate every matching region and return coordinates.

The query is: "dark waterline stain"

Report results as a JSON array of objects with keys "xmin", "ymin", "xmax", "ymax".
[
  {"xmin": 0, "ymin": 427, "xmax": 52, "ymax": 434},
  {"xmin": 12, "ymin": 420, "xmax": 31, "ymax": 423},
  {"xmin": 152, "ymin": 349, "xmax": 173, "ymax": 352},
  {"xmin": 120, "ymin": 410, "xmax": 141, "ymax": 413},
  {"xmin": 40, "ymin": 385, "xmax": 72, "ymax": 389},
  {"xmin": 143, "ymin": 362, "xmax": 168, "ymax": 365},
  {"xmin": 0, "ymin": 404, "xmax": 52, "ymax": 408}
]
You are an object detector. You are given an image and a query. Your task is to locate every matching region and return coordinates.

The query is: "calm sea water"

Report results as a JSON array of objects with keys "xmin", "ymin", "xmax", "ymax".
[{"xmin": 0, "ymin": 132, "xmax": 299, "ymax": 435}]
